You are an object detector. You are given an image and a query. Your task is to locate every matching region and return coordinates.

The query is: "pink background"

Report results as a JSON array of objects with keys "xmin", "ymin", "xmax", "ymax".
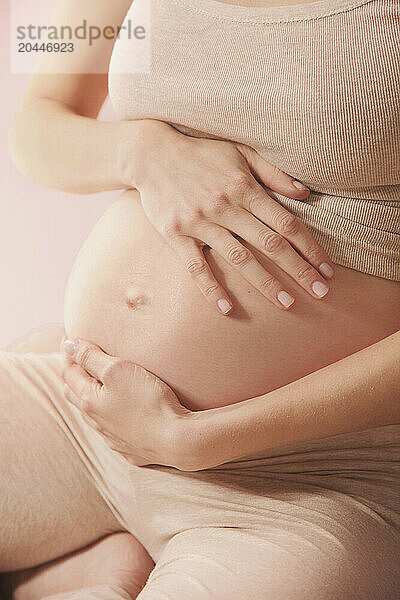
[{"xmin": 1, "ymin": 1, "xmax": 119, "ymax": 349}]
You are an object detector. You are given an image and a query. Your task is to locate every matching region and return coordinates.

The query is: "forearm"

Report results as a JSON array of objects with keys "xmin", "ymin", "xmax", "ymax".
[
  {"xmin": 185, "ymin": 330, "xmax": 400, "ymax": 470},
  {"xmin": 8, "ymin": 99, "xmax": 150, "ymax": 194}
]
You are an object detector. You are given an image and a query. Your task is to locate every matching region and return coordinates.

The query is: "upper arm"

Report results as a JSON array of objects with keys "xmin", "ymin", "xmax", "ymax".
[{"xmin": 19, "ymin": 0, "xmax": 133, "ymax": 118}]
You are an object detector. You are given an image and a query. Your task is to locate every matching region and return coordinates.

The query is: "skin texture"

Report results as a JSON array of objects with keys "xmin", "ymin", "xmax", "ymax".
[
  {"xmin": 127, "ymin": 120, "xmax": 334, "ymax": 313},
  {"xmin": 189, "ymin": 329, "xmax": 400, "ymax": 469},
  {"xmin": 64, "ymin": 190, "xmax": 400, "ymax": 411},
  {"xmin": 6, "ymin": 1, "xmax": 399, "ymax": 597},
  {"xmin": 58, "ymin": 328, "xmax": 400, "ymax": 473},
  {"xmin": 8, "ymin": 0, "xmax": 325, "ymax": 315}
]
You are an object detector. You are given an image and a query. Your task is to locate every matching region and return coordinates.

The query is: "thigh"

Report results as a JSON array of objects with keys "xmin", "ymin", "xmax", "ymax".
[
  {"xmin": 136, "ymin": 523, "xmax": 400, "ymax": 600},
  {"xmin": 0, "ymin": 350, "xmax": 121, "ymax": 572}
]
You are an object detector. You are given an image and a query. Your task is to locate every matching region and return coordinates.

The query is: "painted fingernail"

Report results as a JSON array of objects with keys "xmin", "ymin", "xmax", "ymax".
[
  {"xmin": 277, "ymin": 290, "xmax": 295, "ymax": 308},
  {"xmin": 63, "ymin": 339, "xmax": 77, "ymax": 356},
  {"xmin": 291, "ymin": 180, "xmax": 308, "ymax": 191},
  {"xmin": 319, "ymin": 262, "xmax": 334, "ymax": 279},
  {"xmin": 312, "ymin": 281, "xmax": 329, "ymax": 297},
  {"xmin": 217, "ymin": 299, "xmax": 233, "ymax": 314}
]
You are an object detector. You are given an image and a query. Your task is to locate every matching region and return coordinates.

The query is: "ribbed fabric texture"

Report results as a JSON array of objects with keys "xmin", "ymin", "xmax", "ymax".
[
  {"xmin": 109, "ymin": 0, "xmax": 400, "ymax": 280},
  {"xmin": 42, "ymin": 585, "xmax": 132, "ymax": 600}
]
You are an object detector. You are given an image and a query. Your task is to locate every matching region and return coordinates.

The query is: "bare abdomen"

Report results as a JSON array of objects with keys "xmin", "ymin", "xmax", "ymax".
[{"xmin": 64, "ymin": 190, "xmax": 400, "ymax": 410}]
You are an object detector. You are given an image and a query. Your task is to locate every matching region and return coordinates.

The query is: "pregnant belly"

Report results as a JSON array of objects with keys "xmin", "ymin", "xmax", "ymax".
[{"xmin": 64, "ymin": 190, "xmax": 400, "ymax": 410}]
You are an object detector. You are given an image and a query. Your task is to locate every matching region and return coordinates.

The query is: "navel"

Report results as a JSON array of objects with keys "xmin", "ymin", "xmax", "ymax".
[{"xmin": 125, "ymin": 289, "xmax": 148, "ymax": 310}]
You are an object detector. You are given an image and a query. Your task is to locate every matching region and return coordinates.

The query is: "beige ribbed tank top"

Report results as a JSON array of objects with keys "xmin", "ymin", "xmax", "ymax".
[{"xmin": 109, "ymin": 0, "xmax": 400, "ymax": 281}]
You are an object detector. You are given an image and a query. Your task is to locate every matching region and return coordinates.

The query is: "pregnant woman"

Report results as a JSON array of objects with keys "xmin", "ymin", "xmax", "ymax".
[{"xmin": 2, "ymin": 0, "xmax": 400, "ymax": 598}]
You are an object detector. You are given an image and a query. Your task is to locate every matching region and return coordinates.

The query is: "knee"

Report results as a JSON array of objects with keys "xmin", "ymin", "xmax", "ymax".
[
  {"xmin": 136, "ymin": 529, "xmax": 236, "ymax": 599},
  {"xmin": 137, "ymin": 528, "xmax": 279, "ymax": 599},
  {"xmin": 136, "ymin": 528, "xmax": 400, "ymax": 600}
]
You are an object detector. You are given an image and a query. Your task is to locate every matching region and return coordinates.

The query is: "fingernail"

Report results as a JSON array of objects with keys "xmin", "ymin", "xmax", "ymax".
[
  {"xmin": 319, "ymin": 262, "xmax": 334, "ymax": 279},
  {"xmin": 312, "ymin": 281, "xmax": 329, "ymax": 298},
  {"xmin": 217, "ymin": 298, "xmax": 233, "ymax": 314},
  {"xmin": 277, "ymin": 290, "xmax": 295, "ymax": 308},
  {"xmin": 291, "ymin": 180, "xmax": 308, "ymax": 191},
  {"xmin": 63, "ymin": 339, "xmax": 77, "ymax": 356}
]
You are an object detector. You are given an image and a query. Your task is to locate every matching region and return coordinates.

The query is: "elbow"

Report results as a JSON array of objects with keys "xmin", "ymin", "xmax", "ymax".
[
  {"xmin": 8, "ymin": 110, "xmax": 46, "ymax": 188},
  {"xmin": 8, "ymin": 108, "xmax": 96, "ymax": 196},
  {"xmin": 8, "ymin": 111, "xmax": 80, "ymax": 194},
  {"xmin": 8, "ymin": 113, "xmax": 30, "ymax": 180}
]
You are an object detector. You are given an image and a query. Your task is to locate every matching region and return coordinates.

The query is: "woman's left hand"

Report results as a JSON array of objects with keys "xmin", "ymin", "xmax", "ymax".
[{"xmin": 60, "ymin": 337, "xmax": 193, "ymax": 469}]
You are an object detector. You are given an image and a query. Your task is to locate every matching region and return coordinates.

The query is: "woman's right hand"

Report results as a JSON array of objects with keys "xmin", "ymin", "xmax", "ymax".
[
  {"xmin": 122, "ymin": 119, "xmax": 335, "ymax": 314},
  {"xmin": 61, "ymin": 338, "xmax": 195, "ymax": 470}
]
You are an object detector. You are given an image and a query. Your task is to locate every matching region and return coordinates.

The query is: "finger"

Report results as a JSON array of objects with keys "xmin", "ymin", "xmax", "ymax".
[
  {"xmin": 237, "ymin": 144, "xmax": 310, "ymax": 199},
  {"xmin": 61, "ymin": 338, "xmax": 119, "ymax": 383},
  {"xmin": 64, "ymin": 388, "xmax": 123, "ymax": 453},
  {"xmin": 63, "ymin": 383, "xmax": 100, "ymax": 425},
  {"xmin": 168, "ymin": 235, "xmax": 234, "ymax": 315},
  {"xmin": 65, "ymin": 384, "xmax": 121, "ymax": 438},
  {"xmin": 202, "ymin": 225, "xmax": 295, "ymax": 310},
  {"xmin": 64, "ymin": 384, "xmax": 115, "ymax": 436},
  {"xmin": 242, "ymin": 191, "xmax": 335, "ymax": 280},
  {"xmin": 219, "ymin": 208, "xmax": 330, "ymax": 300},
  {"xmin": 62, "ymin": 362, "xmax": 102, "ymax": 414}
]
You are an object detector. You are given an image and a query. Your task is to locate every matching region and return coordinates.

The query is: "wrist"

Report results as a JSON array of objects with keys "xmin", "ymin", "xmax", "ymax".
[
  {"xmin": 165, "ymin": 411, "xmax": 209, "ymax": 472},
  {"xmin": 169, "ymin": 409, "xmax": 224, "ymax": 472},
  {"xmin": 116, "ymin": 119, "xmax": 180, "ymax": 189},
  {"xmin": 174, "ymin": 399, "xmax": 268, "ymax": 470}
]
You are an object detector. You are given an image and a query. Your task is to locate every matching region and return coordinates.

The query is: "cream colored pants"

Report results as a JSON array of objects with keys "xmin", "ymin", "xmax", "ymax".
[{"xmin": 1, "ymin": 328, "xmax": 400, "ymax": 599}]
